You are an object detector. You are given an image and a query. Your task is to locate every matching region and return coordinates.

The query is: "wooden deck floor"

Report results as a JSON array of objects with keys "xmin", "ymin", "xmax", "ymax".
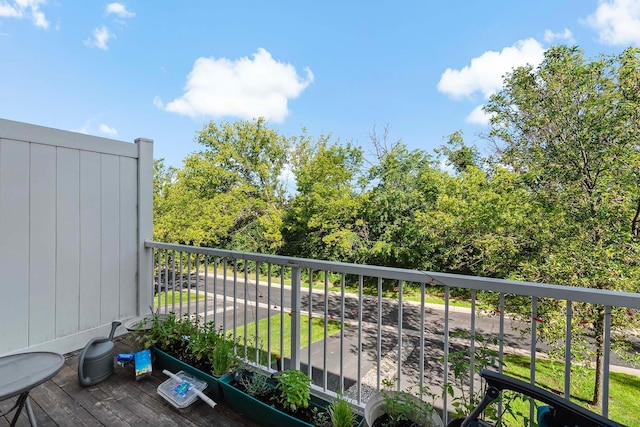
[{"xmin": 0, "ymin": 338, "xmax": 260, "ymax": 426}]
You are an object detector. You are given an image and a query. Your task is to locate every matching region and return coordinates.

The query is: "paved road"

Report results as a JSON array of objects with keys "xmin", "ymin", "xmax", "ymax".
[{"xmin": 155, "ymin": 273, "xmax": 640, "ymax": 398}]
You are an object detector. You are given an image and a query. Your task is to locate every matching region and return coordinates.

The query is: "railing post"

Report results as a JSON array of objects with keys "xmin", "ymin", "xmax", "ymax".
[
  {"xmin": 290, "ymin": 265, "xmax": 301, "ymax": 370},
  {"xmin": 136, "ymin": 138, "xmax": 153, "ymax": 316}
]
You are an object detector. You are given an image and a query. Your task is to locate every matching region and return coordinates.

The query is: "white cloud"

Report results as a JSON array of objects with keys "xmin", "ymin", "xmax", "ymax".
[
  {"xmin": 153, "ymin": 96, "xmax": 164, "ymax": 109},
  {"xmin": 466, "ymin": 104, "xmax": 494, "ymax": 125},
  {"xmin": 584, "ymin": 0, "xmax": 640, "ymax": 46},
  {"xmin": 106, "ymin": 3, "xmax": 134, "ymax": 18},
  {"xmin": 98, "ymin": 124, "xmax": 118, "ymax": 136},
  {"xmin": 72, "ymin": 123, "xmax": 91, "ymax": 134},
  {"xmin": 543, "ymin": 28, "xmax": 575, "ymax": 43},
  {"xmin": 163, "ymin": 48, "xmax": 314, "ymax": 122},
  {"xmin": 437, "ymin": 38, "xmax": 545, "ymax": 100},
  {"xmin": 72, "ymin": 121, "xmax": 118, "ymax": 137},
  {"xmin": 84, "ymin": 25, "xmax": 115, "ymax": 50},
  {"xmin": 0, "ymin": 0, "xmax": 49, "ymax": 29},
  {"xmin": 0, "ymin": 3, "xmax": 20, "ymax": 18}
]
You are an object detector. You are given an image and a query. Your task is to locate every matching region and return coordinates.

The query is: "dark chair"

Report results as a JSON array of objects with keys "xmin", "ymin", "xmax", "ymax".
[{"xmin": 447, "ymin": 369, "xmax": 625, "ymax": 427}]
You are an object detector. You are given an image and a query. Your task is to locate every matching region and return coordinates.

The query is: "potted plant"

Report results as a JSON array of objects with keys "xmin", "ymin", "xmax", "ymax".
[
  {"xmin": 131, "ymin": 312, "xmax": 239, "ymax": 401},
  {"xmin": 326, "ymin": 393, "xmax": 357, "ymax": 427},
  {"xmin": 364, "ymin": 381, "xmax": 443, "ymax": 427},
  {"xmin": 219, "ymin": 366, "xmax": 366, "ymax": 427},
  {"xmin": 274, "ymin": 369, "xmax": 312, "ymax": 413},
  {"xmin": 187, "ymin": 322, "xmax": 239, "ymax": 376}
]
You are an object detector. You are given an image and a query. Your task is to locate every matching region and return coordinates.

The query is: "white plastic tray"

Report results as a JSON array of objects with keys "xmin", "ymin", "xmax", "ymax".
[{"xmin": 157, "ymin": 370, "xmax": 207, "ymax": 409}]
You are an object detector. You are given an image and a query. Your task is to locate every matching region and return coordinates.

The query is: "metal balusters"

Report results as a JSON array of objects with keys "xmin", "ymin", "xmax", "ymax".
[
  {"xmin": 203, "ymin": 255, "xmax": 209, "ymax": 323},
  {"xmin": 255, "ymin": 263, "xmax": 260, "ymax": 364},
  {"xmin": 144, "ymin": 241, "xmax": 640, "ymax": 415},
  {"xmin": 340, "ymin": 273, "xmax": 346, "ymax": 389},
  {"xmin": 290, "ymin": 265, "xmax": 301, "ymax": 370},
  {"xmin": 171, "ymin": 250, "xmax": 177, "ymax": 313},
  {"xmin": 564, "ymin": 300, "xmax": 572, "ymax": 400},
  {"xmin": 497, "ymin": 292, "xmax": 505, "ymax": 422},
  {"xmin": 397, "ymin": 280, "xmax": 403, "ymax": 390},
  {"xmin": 530, "ymin": 297, "xmax": 538, "ymax": 423},
  {"xmin": 499, "ymin": 293, "xmax": 505, "ymax": 374},
  {"xmin": 186, "ymin": 252, "xmax": 191, "ymax": 317},
  {"xmin": 470, "ymin": 289, "xmax": 476, "ymax": 403},
  {"xmin": 377, "ymin": 277, "xmax": 383, "ymax": 392},
  {"xmin": 178, "ymin": 252, "xmax": 183, "ymax": 316},
  {"xmin": 195, "ymin": 254, "xmax": 200, "ymax": 321},
  {"xmin": 323, "ymin": 270, "xmax": 329, "ymax": 390},
  {"xmin": 222, "ymin": 259, "xmax": 228, "ymax": 332},
  {"xmin": 357, "ymin": 274, "xmax": 363, "ymax": 403},
  {"xmin": 267, "ymin": 263, "xmax": 272, "ymax": 369},
  {"xmin": 419, "ymin": 282, "xmax": 425, "ymax": 392},
  {"xmin": 603, "ymin": 305, "xmax": 612, "ymax": 418},
  {"xmin": 233, "ymin": 260, "xmax": 238, "ymax": 340},
  {"xmin": 213, "ymin": 257, "xmax": 218, "ymax": 327},
  {"xmin": 243, "ymin": 265, "xmax": 248, "ymax": 358},
  {"xmin": 157, "ymin": 249, "xmax": 163, "ymax": 312},
  {"xmin": 308, "ymin": 269, "xmax": 313, "ymax": 379},
  {"xmin": 280, "ymin": 267, "xmax": 285, "ymax": 369},
  {"xmin": 442, "ymin": 286, "xmax": 450, "ymax": 426}
]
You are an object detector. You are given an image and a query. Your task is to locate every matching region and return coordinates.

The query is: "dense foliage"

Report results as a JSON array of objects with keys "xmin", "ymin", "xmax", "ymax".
[{"xmin": 153, "ymin": 46, "xmax": 640, "ymax": 404}]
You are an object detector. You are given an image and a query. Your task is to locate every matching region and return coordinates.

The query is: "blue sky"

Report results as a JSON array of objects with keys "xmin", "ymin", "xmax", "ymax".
[{"xmin": 1, "ymin": 1, "xmax": 639, "ymax": 168}]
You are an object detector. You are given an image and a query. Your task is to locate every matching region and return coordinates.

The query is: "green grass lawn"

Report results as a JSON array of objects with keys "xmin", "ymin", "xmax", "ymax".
[
  {"xmin": 234, "ymin": 313, "xmax": 345, "ymax": 362},
  {"xmin": 500, "ymin": 355, "xmax": 640, "ymax": 426},
  {"xmin": 153, "ymin": 290, "xmax": 205, "ymax": 308},
  {"xmin": 174, "ymin": 265, "xmax": 473, "ymax": 308}
]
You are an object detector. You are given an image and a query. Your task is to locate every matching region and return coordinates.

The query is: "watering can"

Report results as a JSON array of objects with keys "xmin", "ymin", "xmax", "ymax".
[{"xmin": 78, "ymin": 321, "xmax": 121, "ymax": 387}]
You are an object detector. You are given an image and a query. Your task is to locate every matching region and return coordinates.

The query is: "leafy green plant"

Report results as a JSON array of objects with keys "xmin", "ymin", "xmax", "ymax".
[
  {"xmin": 443, "ymin": 329, "xmax": 531, "ymax": 426},
  {"xmin": 186, "ymin": 321, "xmax": 217, "ymax": 362},
  {"xmin": 379, "ymin": 379, "xmax": 438, "ymax": 426},
  {"xmin": 275, "ymin": 369, "xmax": 312, "ymax": 412},
  {"xmin": 239, "ymin": 368, "xmax": 272, "ymax": 398},
  {"xmin": 210, "ymin": 330, "xmax": 238, "ymax": 376},
  {"xmin": 328, "ymin": 393, "xmax": 356, "ymax": 427},
  {"xmin": 186, "ymin": 321, "xmax": 239, "ymax": 376},
  {"xmin": 132, "ymin": 311, "xmax": 197, "ymax": 352}
]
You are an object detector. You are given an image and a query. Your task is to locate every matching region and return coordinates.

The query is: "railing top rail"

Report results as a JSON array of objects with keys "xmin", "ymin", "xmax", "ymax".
[{"xmin": 146, "ymin": 241, "xmax": 640, "ymax": 309}]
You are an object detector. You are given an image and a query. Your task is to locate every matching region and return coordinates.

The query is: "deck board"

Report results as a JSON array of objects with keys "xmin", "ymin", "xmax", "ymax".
[{"xmin": 0, "ymin": 338, "xmax": 260, "ymax": 427}]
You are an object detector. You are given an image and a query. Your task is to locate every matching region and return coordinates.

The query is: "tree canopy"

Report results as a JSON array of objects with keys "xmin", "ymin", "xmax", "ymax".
[
  {"xmin": 153, "ymin": 45, "xmax": 640, "ymax": 406},
  {"xmin": 485, "ymin": 45, "xmax": 640, "ymax": 405}
]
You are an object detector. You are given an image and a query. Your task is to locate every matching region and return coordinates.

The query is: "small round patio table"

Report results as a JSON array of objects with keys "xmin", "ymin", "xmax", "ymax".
[{"xmin": 0, "ymin": 351, "xmax": 65, "ymax": 426}]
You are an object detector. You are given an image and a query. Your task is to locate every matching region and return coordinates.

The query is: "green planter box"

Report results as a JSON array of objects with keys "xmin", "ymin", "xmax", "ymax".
[
  {"xmin": 219, "ymin": 374, "xmax": 365, "ymax": 427},
  {"xmin": 151, "ymin": 346, "xmax": 232, "ymax": 402}
]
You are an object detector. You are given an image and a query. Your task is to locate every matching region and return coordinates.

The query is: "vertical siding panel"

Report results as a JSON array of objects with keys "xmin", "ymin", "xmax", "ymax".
[
  {"xmin": 29, "ymin": 144, "xmax": 56, "ymax": 345},
  {"xmin": 119, "ymin": 157, "xmax": 137, "ymax": 318},
  {"xmin": 79, "ymin": 151, "xmax": 102, "ymax": 330},
  {"xmin": 101, "ymin": 154, "xmax": 120, "ymax": 323},
  {"xmin": 0, "ymin": 139, "xmax": 30, "ymax": 352},
  {"xmin": 56, "ymin": 148, "xmax": 80, "ymax": 337}
]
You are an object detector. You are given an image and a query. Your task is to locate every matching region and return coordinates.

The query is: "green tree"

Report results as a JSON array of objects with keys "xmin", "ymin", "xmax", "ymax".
[
  {"xmin": 361, "ymin": 131, "xmax": 442, "ymax": 270},
  {"xmin": 159, "ymin": 118, "xmax": 289, "ymax": 252},
  {"xmin": 282, "ymin": 134, "xmax": 365, "ymax": 262},
  {"xmin": 417, "ymin": 164, "xmax": 543, "ymax": 278},
  {"xmin": 484, "ymin": 45, "xmax": 640, "ymax": 406},
  {"xmin": 436, "ymin": 130, "xmax": 480, "ymax": 173},
  {"xmin": 153, "ymin": 159, "xmax": 178, "ymax": 242}
]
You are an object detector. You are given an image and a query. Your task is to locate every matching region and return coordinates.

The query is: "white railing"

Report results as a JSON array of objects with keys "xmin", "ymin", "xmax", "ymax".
[{"xmin": 145, "ymin": 241, "xmax": 640, "ymax": 424}]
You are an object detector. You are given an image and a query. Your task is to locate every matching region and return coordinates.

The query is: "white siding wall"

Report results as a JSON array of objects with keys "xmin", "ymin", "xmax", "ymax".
[{"xmin": 0, "ymin": 119, "xmax": 153, "ymax": 356}]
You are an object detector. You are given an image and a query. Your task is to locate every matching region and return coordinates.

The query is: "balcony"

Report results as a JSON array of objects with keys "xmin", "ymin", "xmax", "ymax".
[
  {"xmin": 1, "ymin": 119, "xmax": 638, "ymax": 426},
  {"xmin": 145, "ymin": 241, "xmax": 640, "ymax": 426}
]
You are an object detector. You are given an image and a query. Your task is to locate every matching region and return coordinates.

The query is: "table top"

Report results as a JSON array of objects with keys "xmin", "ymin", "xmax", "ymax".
[{"xmin": 0, "ymin": 352, "xmax": 65, "ymax": 400}]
